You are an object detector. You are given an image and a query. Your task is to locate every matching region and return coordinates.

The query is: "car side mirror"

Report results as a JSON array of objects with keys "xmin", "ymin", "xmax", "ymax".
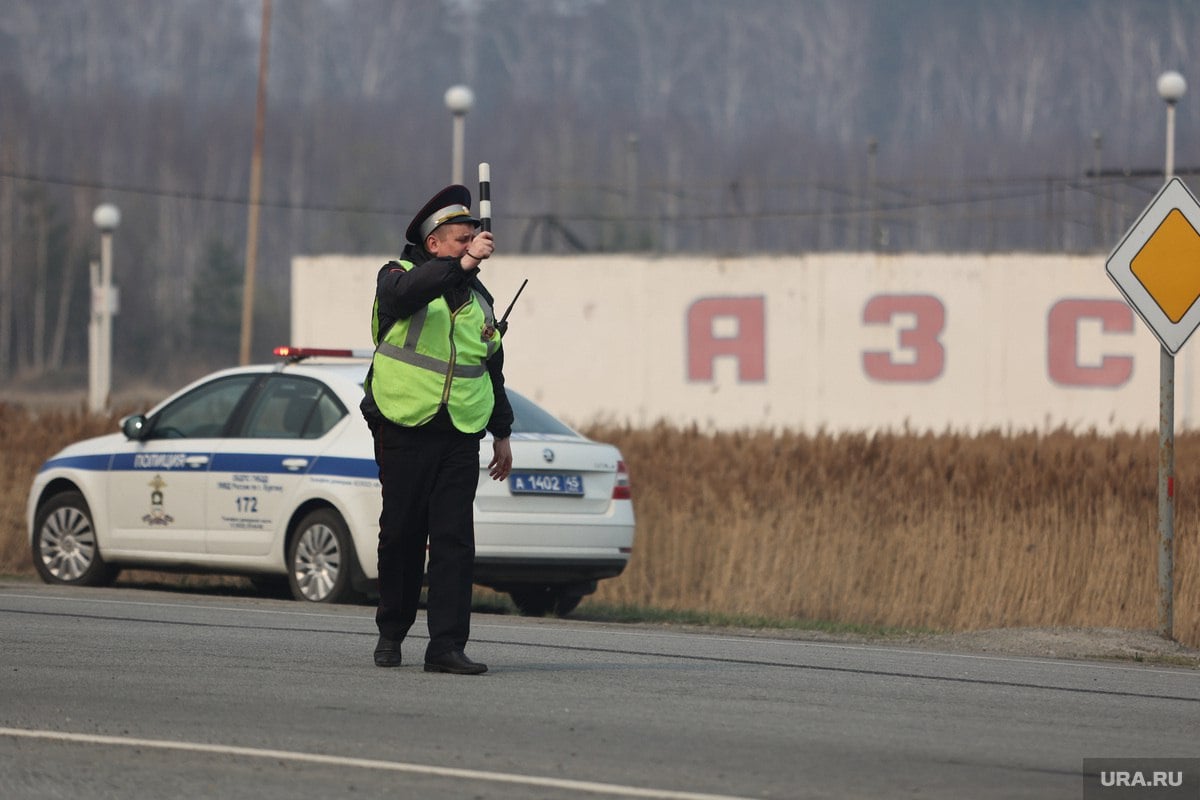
[{"xmin": 121, "ymin": 414, "xmax": 149, "ymax": 441}]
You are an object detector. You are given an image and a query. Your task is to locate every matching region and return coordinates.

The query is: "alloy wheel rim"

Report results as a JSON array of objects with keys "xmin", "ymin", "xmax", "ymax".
[
  {"xmin": 40, "ymin": 507, "xmax": 96, "ymax": 581},
  {"xmin": 293, "ymin": 523, "xmax": 341, "ymax": 601}
]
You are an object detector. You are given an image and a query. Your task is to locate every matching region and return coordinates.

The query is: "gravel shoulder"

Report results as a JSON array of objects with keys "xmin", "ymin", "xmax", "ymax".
[
  {"xmin": 634, "ymin": 614, "xmax": 1200, "ymax": 668},
  {"xmin": 897, "ymin": 626, "xmax": 1200, "ymax": 667},
  {"xmin": 733, "ymin": 624, "xmax": 1200, "ymax": 668}
]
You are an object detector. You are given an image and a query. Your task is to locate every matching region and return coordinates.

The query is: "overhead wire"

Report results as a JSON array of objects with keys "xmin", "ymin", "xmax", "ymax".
[{"xmin": 0, "ymin": 165, "xmax": 1191, "ymax": 225}]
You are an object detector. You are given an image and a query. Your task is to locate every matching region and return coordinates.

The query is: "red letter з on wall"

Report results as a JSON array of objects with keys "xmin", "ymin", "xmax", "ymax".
[{"xmin": 686, "ymin": 296, "xmax": 766, "ymax": 382}]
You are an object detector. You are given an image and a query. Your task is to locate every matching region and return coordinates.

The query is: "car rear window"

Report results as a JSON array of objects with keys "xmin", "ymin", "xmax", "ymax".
[{"xmin": 507, "ymin": 391, "xmax": 577, "ymax": 436}]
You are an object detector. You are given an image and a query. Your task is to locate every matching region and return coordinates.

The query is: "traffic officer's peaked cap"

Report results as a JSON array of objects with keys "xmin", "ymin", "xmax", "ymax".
[{"xmin": 406, "ymin": 184, "xmax": 480, "ymax": 244}]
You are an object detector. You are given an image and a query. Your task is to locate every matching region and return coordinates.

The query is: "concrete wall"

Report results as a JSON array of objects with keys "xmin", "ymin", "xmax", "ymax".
[{"xmin": 292, "ymin": 252, "xmax": 1194, "ymax": 433}]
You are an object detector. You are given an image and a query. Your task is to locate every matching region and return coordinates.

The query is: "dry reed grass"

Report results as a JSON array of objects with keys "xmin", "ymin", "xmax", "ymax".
[
  {"xmin": 582, "ymin": 423, "xmax": 1198, "ymax": 648},
  {"xmin": 0, "ymin": 403, "xmax": 127, "ymax": 576},
  {"xmin": 2, "ymin": 403, "xmax": 1196, "ymax": 647}
]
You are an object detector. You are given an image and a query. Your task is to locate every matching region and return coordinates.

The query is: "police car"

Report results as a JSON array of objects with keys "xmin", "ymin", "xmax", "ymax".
[{"xmin": 26, "ymin": 348, "xmax": 634, "ymax": 616}]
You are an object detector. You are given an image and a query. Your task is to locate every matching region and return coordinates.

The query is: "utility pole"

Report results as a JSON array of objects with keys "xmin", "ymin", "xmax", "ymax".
[{"xmin": 240, "ymin": 0, "xmax": 271, "ymax": 365}]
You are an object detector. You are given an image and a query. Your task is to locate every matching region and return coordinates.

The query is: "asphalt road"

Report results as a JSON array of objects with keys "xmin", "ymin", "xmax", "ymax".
[{"xmin": 1, "ymin": 581, "xmax": 1197, "ymax": 799}]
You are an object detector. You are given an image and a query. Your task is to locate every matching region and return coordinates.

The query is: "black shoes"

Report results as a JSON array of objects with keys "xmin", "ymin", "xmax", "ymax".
[
  {"xmin": 374, "ymin": 636, "xmax": 402, "ymax": 668},
  {"xmin": 424, "ymin": 649, "xmax": 488, "ymax": 675},
  {"xmin": 376, "ymin": 639, "xmax": 487, "ymax": 674}
]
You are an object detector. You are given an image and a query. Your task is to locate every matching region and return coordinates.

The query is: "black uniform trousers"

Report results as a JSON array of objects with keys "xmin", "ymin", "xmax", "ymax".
[{"xmin": 372, "ymin": 419, "xmax": 480, "ymax": 659}]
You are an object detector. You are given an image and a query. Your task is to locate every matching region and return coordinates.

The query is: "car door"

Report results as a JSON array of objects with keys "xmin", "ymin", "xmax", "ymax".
[
  {"xmin": 205, "ymin": 374, "xmax": 348, "ymax": 557},
  {"xmin": 106, "ymin": 374, "xmax": 259, "ymax": 555}
]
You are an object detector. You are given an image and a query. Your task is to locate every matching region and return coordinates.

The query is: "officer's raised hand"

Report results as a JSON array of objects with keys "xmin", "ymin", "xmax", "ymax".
[{"xmin": 462, "ymin": 231, "xmax": 494, "ymax": 270}]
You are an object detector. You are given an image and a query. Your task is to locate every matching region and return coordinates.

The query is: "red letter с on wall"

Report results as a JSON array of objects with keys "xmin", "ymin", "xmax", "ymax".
[
  {"xmin": 1046, "ymin": 299, "xmax": 1133, "ymax": 387},
  {"xmin": 686, "ymin": 296, "xmax": 766, "ymax": 382}
]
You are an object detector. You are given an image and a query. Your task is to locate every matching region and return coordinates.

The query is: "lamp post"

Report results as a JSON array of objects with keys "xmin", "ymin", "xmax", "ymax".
[
  {"xmin": 90, "ymin": 203, "xmax": 120, "ymax": 413},
  {"xmin": 1155, "ymin": 70, "xmax": 1186, "ymax": 640},
  {"xmin": 444, "ymin": 85, "xmax": 474, "ymax": 185},
  {"xmin": 867, "ymin": 137, "xmax": 880, "ymax": 250},
  {"xmin": 1092, "ymin": 131, "xmax": 1104, "ymax": 248},
  {"xmin": 626, "ymin": 133, "xmax": 639, "ymax": 247},
  {"xmin": 1159, "ymin": 71, "xmax": 1186, "ymax": 179}
]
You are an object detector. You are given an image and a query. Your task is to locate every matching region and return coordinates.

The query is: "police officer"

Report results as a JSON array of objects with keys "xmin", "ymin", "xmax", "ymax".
[{"xmin": 362, "ymin": 184, "xmax": 513, "ymax": 675}]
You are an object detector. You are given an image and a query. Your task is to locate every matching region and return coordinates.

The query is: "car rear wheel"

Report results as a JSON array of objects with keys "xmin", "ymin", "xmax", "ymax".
[
  {"xmin": 32, "ymin": 491, "xmax": 119, "ymax": 587},
  {"xmin": 287, "ymin": 509, "xmax": 362, "ymax": 604},
  {"xmin": 509, "ymin": 584, "xmax": 585, "ymax": 617}
]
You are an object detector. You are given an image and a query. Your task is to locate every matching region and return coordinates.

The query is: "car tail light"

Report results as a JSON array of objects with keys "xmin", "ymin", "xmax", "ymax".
[{"xmin": 613, "ymin": 459, "xmax": 631, "ymax": 500}]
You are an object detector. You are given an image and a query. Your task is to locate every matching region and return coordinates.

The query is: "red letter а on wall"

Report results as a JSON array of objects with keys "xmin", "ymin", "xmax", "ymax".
[{"xmin": 686, "ymin": 296, "xmax": 766, "ymax": 382}]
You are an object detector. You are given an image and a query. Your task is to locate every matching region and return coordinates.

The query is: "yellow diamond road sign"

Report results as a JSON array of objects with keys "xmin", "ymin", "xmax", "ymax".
[{"xmin": 1107, "ymin": 177, "xmax": 1200, "ymax": 355}]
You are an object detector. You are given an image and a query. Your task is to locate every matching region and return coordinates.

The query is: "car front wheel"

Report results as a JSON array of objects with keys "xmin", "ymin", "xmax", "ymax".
[
  {"xmin": 287, "ymin": 509, "xmax": 361, "ymax": 604},
  {"xmin": 32, "ymin": 491, "xmax": 120, "ymax": 587}
]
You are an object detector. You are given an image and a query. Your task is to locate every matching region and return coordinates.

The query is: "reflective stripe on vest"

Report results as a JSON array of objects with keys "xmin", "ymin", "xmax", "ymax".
[{"xmin": 369, "ymin": 261, "xmax": 500, "ymax": 432}]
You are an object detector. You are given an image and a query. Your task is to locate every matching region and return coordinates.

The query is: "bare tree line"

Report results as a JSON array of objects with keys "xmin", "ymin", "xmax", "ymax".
[{"xmin": 0, "ymin": 0, "xmax": 1196, "ymax": 385}]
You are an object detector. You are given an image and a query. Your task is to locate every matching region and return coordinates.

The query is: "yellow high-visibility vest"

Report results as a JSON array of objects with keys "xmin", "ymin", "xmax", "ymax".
[{"xmin": 368, "ymin": 261, "xmax": 500, "ymax": 433}]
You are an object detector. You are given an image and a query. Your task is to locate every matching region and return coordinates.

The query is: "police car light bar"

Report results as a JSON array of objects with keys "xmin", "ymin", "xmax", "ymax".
[{"xmin": 273, "ymin": 346, "xmax": 373, "ymax": 361}]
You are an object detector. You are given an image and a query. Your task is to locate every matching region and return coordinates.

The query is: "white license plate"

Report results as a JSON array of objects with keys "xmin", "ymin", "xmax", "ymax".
[{"xmin": 508, "ymin": 472, "xmax": 584, "ymax": 496}]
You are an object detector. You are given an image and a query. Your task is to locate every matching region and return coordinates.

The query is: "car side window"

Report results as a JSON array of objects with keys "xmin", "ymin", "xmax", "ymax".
[
  {"xmin": 309, "ymin": 391, "xmax": 348, "ymax": 437},
  {"xmin": 147, "ymin": 375, "xmax": 258, "ymax": 439},
  {"xmin": 242, "ymin": 376, "xmax": 347, "ymax": 439}
]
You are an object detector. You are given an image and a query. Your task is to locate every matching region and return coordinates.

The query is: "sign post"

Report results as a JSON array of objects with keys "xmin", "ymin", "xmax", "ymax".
[
  {"xmin": 1106, "ymin": 176, "xmax": 1200, "ymax": 639},
  {"xmin": 1159, "ymin": 344, "xmax": 1173, "ymax": 641}
]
